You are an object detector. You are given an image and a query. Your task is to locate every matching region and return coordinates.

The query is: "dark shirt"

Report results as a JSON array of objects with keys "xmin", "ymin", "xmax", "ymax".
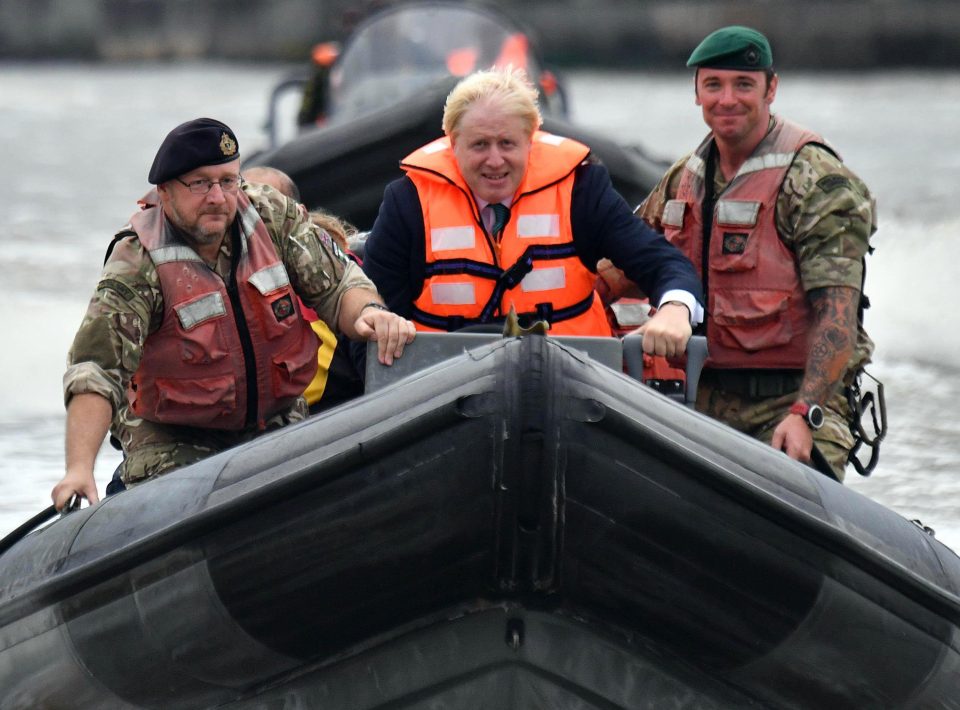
[{"xmin": 364, "ymin": 161, "xmax": 702, "ymax": 319}]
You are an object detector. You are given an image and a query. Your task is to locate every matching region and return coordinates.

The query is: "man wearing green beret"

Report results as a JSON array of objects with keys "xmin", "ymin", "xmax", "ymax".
[
  {"xmin": 636, "ymin": 26, "xmax": 876, "ymax": 481},
  {"xmin": 51, "ymin": 118, "xmax": 416, "ymax": 511}
]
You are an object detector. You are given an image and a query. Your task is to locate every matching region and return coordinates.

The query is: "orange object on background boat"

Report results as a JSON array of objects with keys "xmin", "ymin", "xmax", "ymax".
[
  {"xmin": 311, "ymin": 41, "xmax": 339, "ymax": 67},
  {"xmin": 494, "ymin": 32, "xmax": 530, "ymax": 71},
  {"xmin": 445, "ymin": 47, "xmax": 478, "ymax": 76}
]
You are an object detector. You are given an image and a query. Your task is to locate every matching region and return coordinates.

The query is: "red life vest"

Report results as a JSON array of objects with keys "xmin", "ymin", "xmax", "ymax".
[
  {"xmin": 661, "ymin": 117, "xmax": 833, "ymax": 369},
  {"xmin": 402, "ymin": 132, "xmax": 612, "ymax": 336},
  {"xmin": 127, "ymin": 191, "xmax": 319, "ymax": 430}
]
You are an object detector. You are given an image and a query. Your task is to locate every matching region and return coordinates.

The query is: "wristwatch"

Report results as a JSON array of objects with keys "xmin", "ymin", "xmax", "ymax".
[{"xmin": 789, "ymin": 401, "xmax": 825, "ymax": 430}]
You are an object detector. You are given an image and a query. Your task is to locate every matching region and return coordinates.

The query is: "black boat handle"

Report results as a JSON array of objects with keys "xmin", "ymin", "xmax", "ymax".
[
  {"xmin": 621, "ymin": 334, "xmax": 709, "ymax": 408},
  {"xmin": 0, "ymin": 495, "xmax": 80, "ymax": 557}
]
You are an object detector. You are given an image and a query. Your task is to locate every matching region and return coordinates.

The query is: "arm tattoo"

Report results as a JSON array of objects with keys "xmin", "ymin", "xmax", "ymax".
[{"xmin": 802, "ymin": 286, "xmax": 859, "ymax": 403}]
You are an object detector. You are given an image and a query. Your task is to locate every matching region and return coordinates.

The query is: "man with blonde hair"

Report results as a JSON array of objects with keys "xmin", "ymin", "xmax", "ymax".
[
  {"xmin": 364, "ymin": 67, "xmax": 702, "ymax": 356},
  {"xmin": 440, "ymin": 68, "xmax": 541, "ymax": 137}
]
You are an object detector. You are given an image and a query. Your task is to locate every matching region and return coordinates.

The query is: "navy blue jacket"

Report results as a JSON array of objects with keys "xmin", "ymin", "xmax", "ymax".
[{"xmin": 363, "ymin": 161, "xmax": 702, "ymax": 320}]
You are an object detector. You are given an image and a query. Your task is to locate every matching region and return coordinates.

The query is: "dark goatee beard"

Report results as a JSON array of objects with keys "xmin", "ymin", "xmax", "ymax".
[
  {"xmin": 190, "ymin": 223, "xmax": 227, "ymax": 246},
  {"xmin": 168, "ymin": 203, "xmax": 230, "ymax": 248}
]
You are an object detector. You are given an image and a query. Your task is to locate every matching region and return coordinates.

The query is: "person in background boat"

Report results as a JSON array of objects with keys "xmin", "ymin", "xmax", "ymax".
[
  {"xmin": 51, "ymin": 118, "xmax": 415, "ymax": 511},
  {"xmin": 297, "ymin": 0, "xmax": 402, "ymax": 127},
  {"xmin": 297, "ymin": 41, "xmax": 339, "ymax": 127},
  {"xmin": 636, "ymin": 26, "xmax": 875, "ymax": 481},
  {"xmin": 363, "ymin": 67, "xmax": 703, "ymax": 354},
  {"xmin": 241, "ymin": 166, "xmax": 365, "ymax": 412}
]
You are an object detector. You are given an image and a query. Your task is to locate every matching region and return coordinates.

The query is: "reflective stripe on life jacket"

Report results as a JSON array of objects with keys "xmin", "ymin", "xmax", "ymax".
[
  {"xmin": 402, "ymin": 131, "xmax": 611, "ymax": 336},
  {"xmin": 127, "ymin": 190, "xmax": 319, "ymax": 430},
  {"xmin": 661, "ymin": 117, "xmax": 834, "ymax": 369}
]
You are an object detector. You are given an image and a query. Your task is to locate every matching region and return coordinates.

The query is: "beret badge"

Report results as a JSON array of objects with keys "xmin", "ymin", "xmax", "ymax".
[
  {"xmin": 148, "ymin": 118, "xmax": 240, "ymax": 185},
  {"xmin": 220, "ymin": 132, "xmax": 238, "ymax": 157}
]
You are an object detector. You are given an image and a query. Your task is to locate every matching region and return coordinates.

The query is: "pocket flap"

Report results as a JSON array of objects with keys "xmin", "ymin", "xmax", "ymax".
[
  {"xmin": 249, "ymin": 263, "xmax": 291, "ymax": 296},
  {"xmin": 716, "ymin": 200, "xmax": 760, "ymax": 227},
  {"xmin": 662, "ymin": 199, "xmax": 686, "ymax": 228},
  {"xmin": 175, "ymin": 292, "xmax": 226, "ymax": 330}
]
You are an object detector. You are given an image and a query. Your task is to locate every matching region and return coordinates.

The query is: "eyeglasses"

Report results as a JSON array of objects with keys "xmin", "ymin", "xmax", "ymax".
[{"xmin": 175, "ymin": 175, "xmax": 243, "ymax": 195}]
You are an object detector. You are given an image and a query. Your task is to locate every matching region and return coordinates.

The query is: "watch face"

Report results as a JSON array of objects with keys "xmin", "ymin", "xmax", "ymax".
[{"xmin": 808, "ymin": 404, "xmax": 825, "ymax": 429}]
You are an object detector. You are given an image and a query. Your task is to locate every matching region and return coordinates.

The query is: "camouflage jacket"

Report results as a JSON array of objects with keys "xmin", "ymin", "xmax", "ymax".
[{"xmin": 64, "ymin": 182, "xmax": 375, "ymax": 458}]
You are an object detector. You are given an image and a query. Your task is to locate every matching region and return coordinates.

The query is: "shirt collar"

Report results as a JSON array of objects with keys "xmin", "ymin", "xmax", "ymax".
[{"xmin": 474, "ymin": 195, "xmax": 513, "ymax": 211}]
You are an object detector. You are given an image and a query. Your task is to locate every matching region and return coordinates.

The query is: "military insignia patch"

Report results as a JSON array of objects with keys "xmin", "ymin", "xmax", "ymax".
[
  {"xmin": 722, "ymin": 232, "xmax": 748, "ymax": 254},
  {"xmin": 220, "ymin": 131, "xmax": 238, "ymax": 157},
  {"xmin": 271, "ymin": 294, "xmax": 295, "ymax": 321},
  {"xmin": 97, "ymin": 278, "xmax": 137, "ymax": 302},
  {"xmin": 744, "ymin": 47, "xmax": 759, "ymax": 66},
  {"xmin": 816, "ymin": 175, "xmax": 851, "ymax": 193}
]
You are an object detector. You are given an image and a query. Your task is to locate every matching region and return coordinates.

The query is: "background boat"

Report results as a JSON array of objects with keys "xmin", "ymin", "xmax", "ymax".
[{"xmin": 242, "ymin": 1, "xmax": 668, "ymax": 229}]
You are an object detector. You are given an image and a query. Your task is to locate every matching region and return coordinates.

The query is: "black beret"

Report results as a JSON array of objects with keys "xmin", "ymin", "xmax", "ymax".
[
  {"xmin": 687, "ymin": 26, "xmax": 773, "ymax": 70},
  {"xmin": 148, "ymin": 117, "xmax": 240, "ymax": 185}
]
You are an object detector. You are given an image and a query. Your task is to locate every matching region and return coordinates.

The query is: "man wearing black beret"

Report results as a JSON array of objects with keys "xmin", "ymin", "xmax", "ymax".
[
  {"xmin": 636, "ymin": 26, "xmax": 877, "ymax": 481},
  {"xmin": 52, "ymin": 117, "xmax": 415, "ymax": 510}
]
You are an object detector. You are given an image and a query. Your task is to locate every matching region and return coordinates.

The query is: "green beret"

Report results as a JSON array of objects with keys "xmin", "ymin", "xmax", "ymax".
[
  {"xmin": 687, "ymin": 26, "xmax": 773, "ymax": 70},
  {"xmin": 148, "ymin": 117, "xmax": 239, "ymax": 185}
]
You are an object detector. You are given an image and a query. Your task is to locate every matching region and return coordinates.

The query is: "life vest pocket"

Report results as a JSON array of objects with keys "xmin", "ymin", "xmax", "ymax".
[
  {"xmin": 271, "ymin": 332, "xmax": 320, "ymax": 402},
  {"xmin": 712, "ymin": 290, "xmax": 793, "ymax": 352},
  {"xmin": 174, "ymin": 317, "xmax": 230, "ymax": 365},
  {"xmin": 711, "ymin": 200, "xmax": 762, "ymax": 272},
  {"xmin": 152, "ymin": 375, "xmax": 238, "ymax": 426}
]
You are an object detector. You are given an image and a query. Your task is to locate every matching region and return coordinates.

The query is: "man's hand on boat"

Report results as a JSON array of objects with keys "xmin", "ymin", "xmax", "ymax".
[
  {"xmin": 634, "ymin": 301, "xmax": 693, "ymax": 359},
  {"xmin": 771, "ymin": 415, "xmax": 815, "ymax": 466},
  {"xmin": 52, "ymin": 473, "xmax": 98, "ymax": 513},
  {"xmin": 47, "ymin": 291, "xmax": 414, "ymax": 511},
  {"xmin": 52, "ymin": 392, "xmax": 110, "ymax": 511},
  {"xmin": 340, "ymin": 288, "xmax": 416, "ymax": 366}
]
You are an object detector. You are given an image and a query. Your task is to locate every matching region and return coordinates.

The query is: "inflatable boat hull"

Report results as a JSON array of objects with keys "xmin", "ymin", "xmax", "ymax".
[{"xmin": 1, "ymin": 336, "xmax": 958, "ymax": 708}]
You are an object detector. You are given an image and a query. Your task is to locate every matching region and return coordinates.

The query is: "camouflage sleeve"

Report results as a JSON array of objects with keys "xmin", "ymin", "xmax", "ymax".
[
  {"xmin": 248, "ymin": 183, "xmax": 378, "ymax": 329},
  {"xmin": 633, "ymin": 155, "xmax": 690, "ymax": 229},
  {"xmin": 777, "ymin": 144, "xmax": 876, "ymax": 291},
  {"xmin": 63, "ymin": 236, "xmax": 161, "ymax": 413}
]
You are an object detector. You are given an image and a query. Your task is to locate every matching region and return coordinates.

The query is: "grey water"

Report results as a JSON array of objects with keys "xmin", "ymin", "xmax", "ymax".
[{"xmin": 1, "ymin": 63, "xmax": 958, "ymax": 550}]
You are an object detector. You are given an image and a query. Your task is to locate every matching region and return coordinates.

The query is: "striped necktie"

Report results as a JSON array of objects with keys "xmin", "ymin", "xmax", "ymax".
[{"xmin": 489, "ymin": 203, "xmax": 510, "ymax": 238}]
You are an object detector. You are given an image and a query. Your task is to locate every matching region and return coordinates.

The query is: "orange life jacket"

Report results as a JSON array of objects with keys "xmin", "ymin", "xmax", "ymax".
[
  {"xmin": 127, "ymin": 192, "xmax": 319, "ymax": 430},
  {"xmin": 661, "ymin": 117, "xmax": 833, "ymax": 369},
  {"xmin": 402, "ymin": 132, "xmax": 612, "ymax": 336}
]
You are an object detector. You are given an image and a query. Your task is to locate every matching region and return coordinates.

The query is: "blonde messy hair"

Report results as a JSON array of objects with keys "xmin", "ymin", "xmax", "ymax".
[{"xmin": 442, "ymin": 67, "xmax": 542, "ymax": 139}]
